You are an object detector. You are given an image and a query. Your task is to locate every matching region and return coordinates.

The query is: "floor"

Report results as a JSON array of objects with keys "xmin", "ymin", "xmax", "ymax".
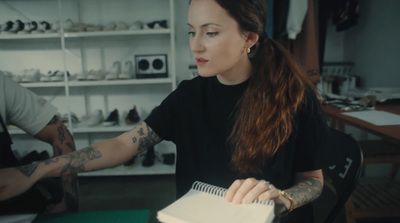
[{"xmin": 78, "ymin": 175, "xmax": 400, "ymax": 223}]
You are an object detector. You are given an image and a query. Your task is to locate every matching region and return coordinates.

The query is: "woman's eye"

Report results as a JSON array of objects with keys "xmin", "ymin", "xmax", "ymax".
[
  {"xmin": 206, "ymin": 32, "xmax": 219, "ymax": 37},
  {"xmin": 188, "ymin": 31, "xmax": 195, "ymax": 36}
]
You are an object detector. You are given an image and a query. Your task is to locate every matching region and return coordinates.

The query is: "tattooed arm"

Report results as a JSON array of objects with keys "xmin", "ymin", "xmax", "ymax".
[
  {"xmin": 0, "ymin": 121, "xmax": 162, "ymax": 201},
  {"xmin": 34, "ymin": 115, "xmax": 78, "ymax": 212}
]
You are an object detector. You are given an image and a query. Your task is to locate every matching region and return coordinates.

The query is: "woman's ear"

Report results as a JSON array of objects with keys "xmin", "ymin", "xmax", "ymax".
[{"xmin": 246, "ymin": 32, "xmax": 259, "ymax": 49}]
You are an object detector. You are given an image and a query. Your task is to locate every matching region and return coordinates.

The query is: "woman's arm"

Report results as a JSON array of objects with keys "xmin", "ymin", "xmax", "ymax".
[{"xmin": 0, "ymin": 121, "xmax": 162, "ymax": 201}]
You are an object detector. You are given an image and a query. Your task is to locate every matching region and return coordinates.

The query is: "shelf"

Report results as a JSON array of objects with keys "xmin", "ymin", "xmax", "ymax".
[
  {"xmin": 17, "ymin": 78, "xmax": 173, "ymax": 88},
  {"xmin": 78, "ymin": 159, "xmax": 175, "ymax": 176},
  {"xmin": 0, "ymin": 29, "xmax": 170, "ymax": 40},
  {"xmin": 64, "ymin": 29, "xmax": 171, "ymax": 38},
  {"xmin": 0, "ymin": 33, "xmax": 60, "ymax": 40},
  {"xmin": 20, "ymin": 82, "xmax": 66, "ymax": 88},
  {"xmin": 68, "ymin": 78, "xmax": 173, "ymax": 87}
]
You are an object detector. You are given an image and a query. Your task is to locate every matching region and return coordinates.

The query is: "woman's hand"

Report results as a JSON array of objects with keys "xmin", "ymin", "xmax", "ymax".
[
  {"xmin": 0, "ymin": 166, "xmax": 37, "ymax": 201},
  {"xmin": 225, "ymin": 178, "xmax": 291, "ymax": 209}
]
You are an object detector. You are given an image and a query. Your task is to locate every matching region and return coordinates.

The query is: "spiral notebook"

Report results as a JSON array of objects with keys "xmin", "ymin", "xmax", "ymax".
[{"xmin": 157, "ymin": 181, "xmax": 275, "ymax": 223}]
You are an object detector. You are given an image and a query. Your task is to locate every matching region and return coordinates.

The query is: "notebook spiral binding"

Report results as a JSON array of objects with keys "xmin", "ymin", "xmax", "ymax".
[{"xmin": 192, "ymin": 181, "xmax": 274, "ymax": 206}]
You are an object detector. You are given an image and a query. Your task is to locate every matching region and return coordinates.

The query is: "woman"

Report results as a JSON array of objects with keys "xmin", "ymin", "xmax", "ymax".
[{"xmin": 0, "ymin": 0, "xmax": 329, "ymax": 222}]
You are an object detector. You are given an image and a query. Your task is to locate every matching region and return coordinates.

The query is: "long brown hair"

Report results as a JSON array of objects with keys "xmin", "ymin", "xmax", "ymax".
[{"xmin": 215, "ymin": 0, "xmax": 314, "ymax": 174}]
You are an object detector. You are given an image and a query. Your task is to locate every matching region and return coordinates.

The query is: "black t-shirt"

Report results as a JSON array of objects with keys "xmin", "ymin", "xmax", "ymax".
[{"xmin": 145, "ymin": 76, "xmax": 329, "ymax": 223}]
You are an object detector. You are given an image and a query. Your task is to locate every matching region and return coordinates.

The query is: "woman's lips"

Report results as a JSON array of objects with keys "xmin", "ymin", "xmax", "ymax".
[{"xmin": 196, "ymin": 57, "xmax": 209, "ymax": 66}]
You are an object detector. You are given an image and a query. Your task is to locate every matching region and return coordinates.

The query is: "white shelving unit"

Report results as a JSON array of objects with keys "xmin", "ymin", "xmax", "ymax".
[{"xmin": 1, "ymin": 0, "xmax": 177, "ymax": 176}]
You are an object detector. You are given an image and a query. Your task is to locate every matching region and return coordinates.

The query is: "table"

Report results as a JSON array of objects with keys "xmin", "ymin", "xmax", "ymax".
[{"xmin": 321, "ymin": 104, "xmax": 400, "ymax": 143}]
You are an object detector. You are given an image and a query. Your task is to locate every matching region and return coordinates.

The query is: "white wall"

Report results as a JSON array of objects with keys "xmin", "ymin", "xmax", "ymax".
[{"xmin": 343, "ymin": 0, "xmax": 400, "ymax": 88}]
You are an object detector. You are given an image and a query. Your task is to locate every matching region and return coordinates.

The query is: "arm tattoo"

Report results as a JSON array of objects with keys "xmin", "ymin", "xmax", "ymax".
[
  {"xmin": 15, "ymin": 161, "xmax": 40, "ymax": 177},
  {"xmin": 286, "ymin": 178, "xmax": 323, "ymax": 208},
  {"xmin": 57, "ymin": 126, "xmax": 65, "ymax": 144},
  {"xmin": 59, "ymin": 145, "xmax": 102, "ymax": 174},
  {"xmin": 137, "ymin": 125, "xmax": 161, "ymax": 153}
]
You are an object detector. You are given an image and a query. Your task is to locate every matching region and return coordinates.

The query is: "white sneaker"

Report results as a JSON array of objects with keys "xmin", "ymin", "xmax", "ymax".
[
  {"xmin": 21, "ymin": 69, "xmax": 40, "ymax": 82},
  {"xmin": 105, "ymin": 61, "xmax": 121, "ymax": 80},
  {"xmin": 129, "ymin": 21, "xmax": 143, "ymax": 30},
  {"xmin": 51, "ymin": 70, "xmax": 69, "ymax": 82},
  {"xmin": 87, "ymin": 70, "xmax": 105, "ymax": 80},
  {"xmin": 118, "ymin": 61, "xmax": 133, "ymax": 79},
  {"xmin": 103, "ymin": 23, "xmax": 116, "ymax": 31},
  {"xmin": 63, "ymin": 19, "xmax": 74, "ymax": 32},
  {"xmin": 87, "ymin": 110, "xmax": 104, "ymax": 126},
  {"xmin": 115, "ymin": 22, "xmax": 128, "ymax": 31},
  {"xmin": 40, "ymin": 70, "xmax": 53, "ymax": 82}
]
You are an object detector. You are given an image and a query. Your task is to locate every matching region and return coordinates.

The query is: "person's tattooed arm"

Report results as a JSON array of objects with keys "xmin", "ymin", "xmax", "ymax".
[
  {"xmin": 280, "ymin": 170, "xmax": 323, "ymax": 211},
  {"xmin": 35, "ymin": 115, "xmax": 79, "ymax": 211}
]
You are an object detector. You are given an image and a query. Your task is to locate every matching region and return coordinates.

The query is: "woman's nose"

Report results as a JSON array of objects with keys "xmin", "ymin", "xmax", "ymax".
[{"xmin": 190, "ymin": 36, "xmax": 204, "ymax": 53}]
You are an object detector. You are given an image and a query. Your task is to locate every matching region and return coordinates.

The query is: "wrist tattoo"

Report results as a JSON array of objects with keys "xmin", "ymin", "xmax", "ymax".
[
  {"xmin": 287, "ymin": 178, "xmax": 322, "ymax": 207},
  {"xmin": 15, "ymin": 161, "xmax": 40, "ymax": 177}
]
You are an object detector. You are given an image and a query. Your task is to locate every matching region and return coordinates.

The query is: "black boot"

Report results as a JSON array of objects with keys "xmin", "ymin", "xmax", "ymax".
[{"xmin": 142, "ymin": 146, "xmax": 155, "ymax": 167}]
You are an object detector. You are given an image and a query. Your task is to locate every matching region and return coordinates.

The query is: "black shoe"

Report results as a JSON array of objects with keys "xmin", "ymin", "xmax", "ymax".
[
  {"xmin": 142, "ymin": 146, "xmax": 155, "ymax": 167},
  {"xmin": 21, "ymin": 150, "xmax": 50, "ymax": 165},
  {"xmin": 125, "ymin": 106, "xmax": 140, "ymax": 124},
  {"xmin": 103, "ymin": 109, "xmax": 119, "ymax": 126}
]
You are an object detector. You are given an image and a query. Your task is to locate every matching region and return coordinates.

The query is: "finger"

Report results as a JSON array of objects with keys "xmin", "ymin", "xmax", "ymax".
[
  {"xmin": 225, "ymin": 180, "xmax": 243, "ymax": 202},
  {"xmin": 258, "ymin": 184, "xmax": 280, "ymax": 201},
  {"xmin": 242, "ymin": 180, "xmax": 270, "ymax": 204},
  {"xmin": 231, "ymin": 178, "xmax": 259, "ymax": 204}
]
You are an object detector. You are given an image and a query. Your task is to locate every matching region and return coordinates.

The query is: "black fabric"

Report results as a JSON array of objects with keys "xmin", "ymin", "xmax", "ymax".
[
  {"xmin": 0, "ymin": 114, "xmax": 62, "ymax": 215},
  {"xmin": 145, "ymin": 76, "xmax": 329, "ymax": 223}
]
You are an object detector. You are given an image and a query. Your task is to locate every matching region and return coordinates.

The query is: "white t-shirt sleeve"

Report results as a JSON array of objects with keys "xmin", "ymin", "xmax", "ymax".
[{"xmin": 4, "ymin": 75, "xmax": 57, "ymax": 136}]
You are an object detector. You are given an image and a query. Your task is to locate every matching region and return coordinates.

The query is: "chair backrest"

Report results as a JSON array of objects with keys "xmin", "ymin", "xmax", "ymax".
[{"xmin": 315, "ymin": 128, "xmax": 363, "ymax": 223}]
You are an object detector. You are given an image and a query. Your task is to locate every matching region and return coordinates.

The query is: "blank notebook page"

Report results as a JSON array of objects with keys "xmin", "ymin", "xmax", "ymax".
[{"xmin": 157, "ymin": 182, "xmax": 274, "ymax": 223}]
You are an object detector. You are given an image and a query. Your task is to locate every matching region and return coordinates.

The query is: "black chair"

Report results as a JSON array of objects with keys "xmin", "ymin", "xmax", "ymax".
[{"xmin": 313, "ymin": 128, "xmax": 364, "ymax": 223}]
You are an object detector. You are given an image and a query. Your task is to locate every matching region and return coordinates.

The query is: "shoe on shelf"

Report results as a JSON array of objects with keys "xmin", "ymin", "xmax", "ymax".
[
  {"xmin": 40, "ymin": 70, "xmax": 54, "ymax": 82},
  {"xmin": 86, "ymin": 70, "xmax": 105, "ymax": 81},
  {"xmin": 87, "ymin": 110, "xmax": 104, "ymax": 126},
  {"xmin": 31, "ymin": 21, "xmax": 51, "ymax": 34},
  {"xmin": 86, "ymin": 24, "xmax": 103, "ymax": 32},
  {"xmin": 115, "ymin": 22, "xmax": 128, "ymax": 31},
  {"xmin": 51, "ymin": 70, "xmax": 69, "ymax": 82},
  {"xmin": 129, "ymin": 21, "xmax": 143, "ymax": 30},
  {"xmin": 0, "ymin": 21, "xmax": 14, "ymax": 33},
  {"xmin": 103, "ymin": 22, "xmax": 116, "ymax": 31},
  {"xmin": 62, "ymin": 19, "xmax": 74, "ymax": 32},
  {"xmin": 142, "ymin": 146, "xmax": 155, "ymax": 167},
  {"xmin": 21, "ymin": 69, "xmax": 41, "ymax": 82},
  {"xmin": 69, "ymin": 22, "xmax": 86, "ymax": 32},
  {"xmin": 6, "ymin": 20, "xmax": 24, "ymax": 34},
  {"xmin": 126, "ymin": 105, "xmax": 140, "ymax": 124},
  {"xmin": 105, "ymin": 61, "xmax": 121, "ymax": 80},
  {"xmin": 118, "ymin": 61, "xmax": 133, "ymax": 79},
  {"xmin": 145, "ymin": 20, "xmax": 168, "ymax": 29},
  {"xmin": 17, "ymin": 21, "xmax": 38, "ymax": 34},
  {"xmin": 60, "ymin": 112, "xmax": 79, "ymax": 126},
  {"xmin": 21, "ymin": 150, "xmax": 50, "ymax": 165},
  {"xmin": 103, "ymin": 109, "xmax": 119, "ymax": 126}
]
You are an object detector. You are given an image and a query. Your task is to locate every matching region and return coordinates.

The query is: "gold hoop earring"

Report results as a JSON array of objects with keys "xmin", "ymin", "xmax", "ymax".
[{"xmin": 247, "ymin": 48, "xmax": 251, "ymax": 54}]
